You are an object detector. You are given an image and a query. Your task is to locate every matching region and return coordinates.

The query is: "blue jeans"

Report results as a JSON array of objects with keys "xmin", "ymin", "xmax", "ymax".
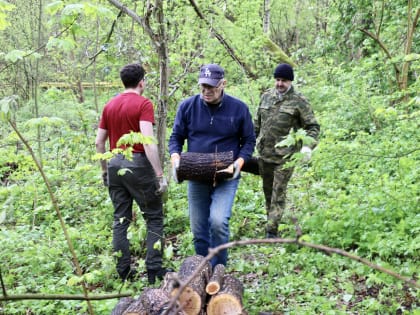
[{"xmin": 187, "ymin": 179, "xmax": 239, "ymax": 267}]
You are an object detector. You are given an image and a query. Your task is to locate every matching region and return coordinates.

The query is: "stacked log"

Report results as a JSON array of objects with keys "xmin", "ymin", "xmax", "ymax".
[
  {"xmin": 110, "ymin": 255, "xmax": 245, "ymax": 315},
  {"xmin": 206, "ymin": 275, "xmax": 244, "ymax": 315},
  {"xmin": 170, "ymin": 255, "xmax": 212, "ymax": 315},
  {"xmin": 205, "ymin": 264, "xmax": 225, "ymax": 295}
]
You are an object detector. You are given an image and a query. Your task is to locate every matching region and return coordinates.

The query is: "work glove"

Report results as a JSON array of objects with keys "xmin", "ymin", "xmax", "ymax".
[
  {"xmin": 217, "ymin": 158, "xmax": 244, "ymax": 180},
  {"xmin": 102, "ymin": 171, "xmax": 108, "ymax": 187},
  {"xmin": 155, "ymin": 175, "xmax": 168, "ymax": 195},
  {"xmin": 171, "ymin": 154, "xmax": 180, "ymax": 183},
  {"xmin": 300, "ymin": 146, "xmax": 312, "ymax": 163}
]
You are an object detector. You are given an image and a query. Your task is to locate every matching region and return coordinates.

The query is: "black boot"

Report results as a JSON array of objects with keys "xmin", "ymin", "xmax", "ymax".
[
  {"xmin": 147, "ymin": 267, "xmax": 172, "ymax": 284},
  {"xmin": 119, "ymin": 267, "xmax": 138, "ymax": 282}
]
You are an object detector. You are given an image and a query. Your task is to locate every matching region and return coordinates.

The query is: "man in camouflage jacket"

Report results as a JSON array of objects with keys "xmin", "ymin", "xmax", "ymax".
[{"xmin": 255, "ymin": 63, "xmax": 320, "ymax": 238}]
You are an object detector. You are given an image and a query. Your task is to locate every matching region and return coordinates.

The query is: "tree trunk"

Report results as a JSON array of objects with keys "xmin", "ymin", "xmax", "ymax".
[
  {"xmin": 205, "ymin": 264, "xmax": 225, "ymax": 295},
  {"xmin": 177, "ymin": 151, "xmax": 233, "ymax": 183},
  {"xmin": 171, "ymin": 255, "xmax": 212, "ymax": 315},
  {"xmin": 206, "ymin": 275, "xmax": 244, "ymax": 315}
]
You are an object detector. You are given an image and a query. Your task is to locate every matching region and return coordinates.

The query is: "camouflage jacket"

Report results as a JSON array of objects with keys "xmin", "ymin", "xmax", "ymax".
[{"xmin": 255, "ymin": 86, "xmax": 320, "ymax": 163}]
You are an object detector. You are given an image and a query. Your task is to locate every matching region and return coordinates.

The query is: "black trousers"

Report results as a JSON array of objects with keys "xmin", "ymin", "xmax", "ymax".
[{"xmin": 107, "ymin": 153, "xmax": 163, "ymax": 276}]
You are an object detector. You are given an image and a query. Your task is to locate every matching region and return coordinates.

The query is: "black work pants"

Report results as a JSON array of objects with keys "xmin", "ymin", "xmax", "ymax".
[{"xmin": 107, "ymin": 153, "xmax": 163, "ymax": 277}]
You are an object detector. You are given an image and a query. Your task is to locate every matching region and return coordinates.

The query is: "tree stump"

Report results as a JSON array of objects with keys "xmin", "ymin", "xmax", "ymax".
[
  {"xmin": 171, "ymin": 255, "xmax": 212, "ymax": 315},
  {"xmin": 177, "ymin": 151, "xmax": 233, "ymax": 182},
  {"xmin": 206, "ymin": 275, "xmax": 244, "ymax": 315},
  {"xmin": 205, "ymin": 264, "xmax": 225, "ymax": 295},
  {"xmin": 111, "ymin": 297, "xmax": 135, "ymax": 315}
]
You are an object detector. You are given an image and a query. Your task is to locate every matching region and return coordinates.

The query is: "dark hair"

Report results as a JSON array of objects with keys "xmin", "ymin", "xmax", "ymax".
[{"xmin": 120, "ymin": 63, "xmax": 145, "ymax": 88}]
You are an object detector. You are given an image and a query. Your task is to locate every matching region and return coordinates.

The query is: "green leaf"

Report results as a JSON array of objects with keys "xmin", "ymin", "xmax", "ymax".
[
  {"xmin": 404, "ymin": 53, "xmax": 420, "ymax": 62},
  {"xmin": 45, "ymin": 1, "xmax": 64, "ymax": 15},
  {"xmin": 4, "ymin": 50, "xmax": 26, "ymax": 63},
  {"xmin": 117, "ymin": 168, "xmax": 132, "ymax": 176},
  {"xmin": 24, "ymin": 116, "xmax": 67, "ymax": 129},
  {"xmin": 46, "ymin": 37, "xmax": 76, "ymax": 52}
]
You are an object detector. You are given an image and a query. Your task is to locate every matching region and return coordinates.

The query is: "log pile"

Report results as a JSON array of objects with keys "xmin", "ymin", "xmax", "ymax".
[{"xmin": 111, "ymin": 255, "xmax": 246, "ymax": 315}]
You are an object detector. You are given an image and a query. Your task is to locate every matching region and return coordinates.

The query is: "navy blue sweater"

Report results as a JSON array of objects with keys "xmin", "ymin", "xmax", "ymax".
[{"xmin": 168, "ymin": 93, "xmax": 256, "ymax": 161}]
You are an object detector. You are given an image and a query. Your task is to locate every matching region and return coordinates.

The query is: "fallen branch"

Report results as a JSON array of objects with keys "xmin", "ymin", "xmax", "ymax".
[{"xmin": 0, "ymin": 292, "xmax": 132, "ymax": 302}]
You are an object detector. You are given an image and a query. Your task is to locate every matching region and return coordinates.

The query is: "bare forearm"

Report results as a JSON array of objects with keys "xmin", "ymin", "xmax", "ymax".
[{"xmin": 144, "ymin": 144, "xmax": 163, "ymax": 177}]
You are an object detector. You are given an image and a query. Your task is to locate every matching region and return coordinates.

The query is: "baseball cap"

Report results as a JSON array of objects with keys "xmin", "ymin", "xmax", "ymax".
[{"xmin": 198, "ymin": 64, "xmax": 224, "ymax": 87}]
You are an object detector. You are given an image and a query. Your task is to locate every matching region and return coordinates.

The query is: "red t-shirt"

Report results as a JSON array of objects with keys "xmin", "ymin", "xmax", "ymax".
[{"xmin": 99, "ymin": 92, "xmax": 155, "ymax": 153}]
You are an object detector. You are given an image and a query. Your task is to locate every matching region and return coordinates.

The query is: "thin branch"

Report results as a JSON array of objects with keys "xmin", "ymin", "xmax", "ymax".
[
  {"xmin": 107, "ymin": 0, "xmax": 158, "ymax": 50},
  {"xmin": 0, "ymin": 268, "xmax": 6, "ymax": 297},
  {"xmin": 0, "ymin": 293, "xmax": 131, "ymax": 302},
  {"xmin": 358, "ymin": 28, "xmax": 401, "ymax": 84},
  {"xmin": 187, "ymin": 0, "xmax": 258, "ymax": 79},
  {"xmin": 0, "ymin": 17, "xmax": 78, "ymax": 75},
  {"xmin": 87, "ymin": 10, "xmax": 124, "ymax": 66}
]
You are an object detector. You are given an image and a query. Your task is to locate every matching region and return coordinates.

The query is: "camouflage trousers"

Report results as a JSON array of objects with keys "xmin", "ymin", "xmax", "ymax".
[{"xmin": 258, "ymin": 159, "xmax": 294, "ymax": 236}]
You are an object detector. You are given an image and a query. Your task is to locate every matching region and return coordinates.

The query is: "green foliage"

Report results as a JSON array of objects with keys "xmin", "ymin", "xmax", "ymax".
[
  {"xmin": 1, "ymin": 1, "xmax": 419, "ymax": 314},
  {"xmin": 0, "ymin": 0, "xmax": 14, "ymax": 31}
]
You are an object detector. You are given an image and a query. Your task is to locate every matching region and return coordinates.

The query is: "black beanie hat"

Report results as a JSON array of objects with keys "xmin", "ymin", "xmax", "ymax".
[{"xmin": 273, "ymin": 63, "xmax": 294, "ymax": 81}]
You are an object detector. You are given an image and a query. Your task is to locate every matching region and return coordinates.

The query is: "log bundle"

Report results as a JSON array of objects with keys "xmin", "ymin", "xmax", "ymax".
[{"xmin": 111, "ymin": 255, "xmax": 246, "ymax": 315}]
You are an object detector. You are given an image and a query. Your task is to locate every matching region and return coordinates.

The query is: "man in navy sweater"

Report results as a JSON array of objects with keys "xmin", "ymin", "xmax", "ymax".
[{"xmin": 169, "ymin": 64, "xmax": 256, "ymax": 267}]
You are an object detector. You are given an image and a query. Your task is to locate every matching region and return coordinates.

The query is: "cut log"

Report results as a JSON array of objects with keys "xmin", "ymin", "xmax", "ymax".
[
  {"xmin": 177, "ymin": 151, "xmax": 233, "ymax": 182},
  {"xmin": 171, "ymin": 255, "xmax": 212, "ymax": 315},
  {"xmin": 123, "ymin": 288, "xmax": 184, "ymax": 315},
  {"xmin": 122, "ymin": 298, "xmax": 147, "ymax": 315},
  {"xmin": 206, "ymin": 275, "xmax": 244, "ymax": 315},
  {"xmin": 111, "ymin": 297, "xmax": 135, "ymax": 315},
  {"xmin": 161, "ymin": 271, "xmax": 180, "ymax": 294},
  {"xmin": 241, "ymin": 156, "xmax": 260, "ymax": 175},
  {"xmin": 205, "ymin": 264, "xmax": 225, "ymax": 295}
]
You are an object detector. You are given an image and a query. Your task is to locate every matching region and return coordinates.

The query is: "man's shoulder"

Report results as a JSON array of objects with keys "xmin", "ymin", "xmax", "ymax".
[{"xmin": 288, "ymin": 88, "xmax": 310, "ymax": 104}]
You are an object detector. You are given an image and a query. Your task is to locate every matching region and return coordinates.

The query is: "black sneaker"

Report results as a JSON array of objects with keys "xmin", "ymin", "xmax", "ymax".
[{"xmin": 147, "ymin": 267, "xmax": 173, "ymax": 284}]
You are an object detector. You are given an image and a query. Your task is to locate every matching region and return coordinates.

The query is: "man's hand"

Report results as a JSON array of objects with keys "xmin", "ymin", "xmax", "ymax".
[
  {"xmin": 300, "ymin": 146, "xmax": 312, "ymax": 163},
  {"xmin": 171, "ymin": 153, "xmax": 180, "ymax": 183},
  {"xmin": 156, "ymin": 175, "xmax": 168, "ymax": 195},
  {"xmin": 217, "ymin": 158, "xmax": 244, "ymax": 180},
  {"xmin": 102, "ymin": 171, "xmax": 108, "ymax": 187}
]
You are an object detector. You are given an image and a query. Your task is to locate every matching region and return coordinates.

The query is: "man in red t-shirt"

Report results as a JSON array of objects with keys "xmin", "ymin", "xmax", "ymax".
[{"xmin": 95, "ymin": 63, "xmax": 169, "ymax": 284}]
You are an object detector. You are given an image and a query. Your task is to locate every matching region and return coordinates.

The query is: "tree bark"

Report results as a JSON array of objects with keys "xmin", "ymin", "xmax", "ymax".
[
  {"xmin": 171, "ymin": 255, "xmax": 212, "ymax": 315},
  {"xmin": 161, "ymin": 271, "xmax": 181, "ymax": 294},
  {"xmin": 111, "ymin": 297, "xmax": 135, "ymax": 315},
  {"xmin": 205, "ymin": 264, "xmax": 225, "ymax": 295},
  {"xmin": 123, "ymin": 288, "xmax": 181, "ymax": 315},
  {"xmin": 177, "ymin": 151, "xmax": 233, "ymax": 183},
  {"xmin": 206, "ymin": 275, "xmax": 244, "ymax": 315}
]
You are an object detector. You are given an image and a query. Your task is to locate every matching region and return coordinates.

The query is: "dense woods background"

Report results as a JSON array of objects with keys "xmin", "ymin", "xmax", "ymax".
[{"xmin": 0, "ymin": 0, "xmax": 419, "ymax": 314}]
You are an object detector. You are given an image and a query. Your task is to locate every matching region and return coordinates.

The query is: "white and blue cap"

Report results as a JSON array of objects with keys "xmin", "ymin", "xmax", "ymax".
[{"xmin": 198, "ymin": 64, "xmax": 224, "ymax": 87}]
